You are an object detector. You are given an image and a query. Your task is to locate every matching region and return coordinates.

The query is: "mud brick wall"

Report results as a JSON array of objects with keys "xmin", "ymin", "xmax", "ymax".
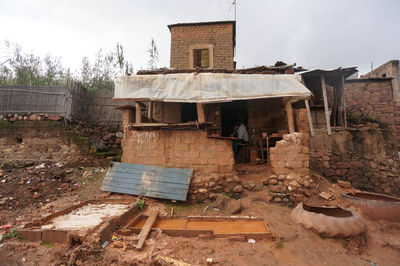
[
  {"xmin": 121, "ymin": 128, "xmax": 236, "ymax": 200},
  {"xmin": 294, "ymin": 108, "xmax": 309, "ymax": 143},
  {"xmin": 169, "ymin": 22, "xmax": 235, "ymax": 69},
  {"xmin": 310, "ymin": 129, "xmax": 400, "ymax": 196},
  {"xmin": 269, "ymin": 133, "xmax": 310, "ymax": 176},
  {"xmin": 345, "ymin": 79, "xmax": 400, "ymax": 146}
]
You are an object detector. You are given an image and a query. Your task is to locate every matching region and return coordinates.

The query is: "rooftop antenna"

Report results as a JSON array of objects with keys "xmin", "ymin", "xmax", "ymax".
[{"xmin": 229, "ymin": 0, "xmax": 237, "ymax": 21}]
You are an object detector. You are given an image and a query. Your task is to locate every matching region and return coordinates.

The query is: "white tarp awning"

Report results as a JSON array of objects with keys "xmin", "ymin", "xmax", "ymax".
[{"xmin": 115, "ymin": 73, "xmax": 312, "ymax": 103}]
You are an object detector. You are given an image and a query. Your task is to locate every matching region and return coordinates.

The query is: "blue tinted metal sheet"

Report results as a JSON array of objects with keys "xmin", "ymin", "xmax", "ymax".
[{"xmin": 101, "ymin": 162, "xmax": 193, "ymax": 201}]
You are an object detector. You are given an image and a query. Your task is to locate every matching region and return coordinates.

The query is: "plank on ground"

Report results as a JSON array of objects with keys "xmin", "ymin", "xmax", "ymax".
[{"xmin": 136, "ymin": 211, "xmax": 158, "ymax": 250}]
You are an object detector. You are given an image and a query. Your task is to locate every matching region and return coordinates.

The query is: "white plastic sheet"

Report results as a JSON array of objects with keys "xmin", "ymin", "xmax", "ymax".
[{"xmin": 115, "ymin": 73, "xmax": 312, "ymax": 103}]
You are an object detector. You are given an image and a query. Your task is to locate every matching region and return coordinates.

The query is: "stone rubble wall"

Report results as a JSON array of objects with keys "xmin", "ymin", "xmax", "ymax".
[
  {"xmin": 310, "ymin": 128, "xmax": 400, "ymax": 196},
  {"xmin": 345, "ymin": 79, "xmax": 400, "ymax": 146},
  {"xmin": 0, "ymin": 114, "xmax": 123, "ymax": 164},
  {"xmin": 269, "ymin": 132, "xmax": 310, "ymax": 176}
]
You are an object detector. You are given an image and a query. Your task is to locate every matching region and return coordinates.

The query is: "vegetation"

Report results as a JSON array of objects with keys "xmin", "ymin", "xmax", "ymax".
[
  {"xmin": 0, "ymin": 41, "xmax": 134, "ymax": 91},
  {"xmin": 138, "ymin": 198, "xmax": 145, "ymax": 210},
  {"xmin": 147, "ymin": 38, "xmax": 159, "ymax": 70},
  {"xmin": 346, "ymin": 106, "xmax": 388, "ymax": 129},
  {"xmin": 1, "ymin": 229, "xmax": 21, "ymax": 241}
]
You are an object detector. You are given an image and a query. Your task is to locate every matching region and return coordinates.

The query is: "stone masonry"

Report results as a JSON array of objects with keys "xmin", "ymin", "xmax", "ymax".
[
  {"xmin": 169, "ymin": 21, "xmax": 235, "ymax": 69},
  {"xmin": 310, "ymin": 128, "xmax": 400, "ymax": 196},
  {"xmin": 345, "ymin": 78, "xmax": 400, "ymax": 146},
  {"xmin": 269, "ymin": 132, "xmax": 310, "ymax": 176}
]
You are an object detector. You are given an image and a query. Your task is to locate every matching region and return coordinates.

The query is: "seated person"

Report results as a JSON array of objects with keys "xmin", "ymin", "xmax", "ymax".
[{"xmin": 231, "ymin": 121, "xmax": 249, "ymax": 157}]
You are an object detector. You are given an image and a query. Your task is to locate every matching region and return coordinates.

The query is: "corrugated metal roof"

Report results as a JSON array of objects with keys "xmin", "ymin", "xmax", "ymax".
[
  {"xmin": 297, "ymin": 67, "xmax": 358, "ymax": 79},
  {"xmin": 101, "ymin": 162, "xmax": 193, "ymax": 201},
  {"xmin": 114, "ymin": 73, "xmax": 312, "ymax": 103}
]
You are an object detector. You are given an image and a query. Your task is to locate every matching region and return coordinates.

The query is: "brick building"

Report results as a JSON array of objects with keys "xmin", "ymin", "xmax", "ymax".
[{"xmin": 168, "ymin": 21, "xmax": 236, "ymax": 69}]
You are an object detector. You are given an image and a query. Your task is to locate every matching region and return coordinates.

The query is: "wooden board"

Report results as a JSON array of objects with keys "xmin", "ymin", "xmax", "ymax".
[
  {"xmin": 136, "ymin": 211, "xmax": 158, "ymax": 249},
  {"xmin": 101, "ymin": 163, "xmax": 193, "ymax": 201}
]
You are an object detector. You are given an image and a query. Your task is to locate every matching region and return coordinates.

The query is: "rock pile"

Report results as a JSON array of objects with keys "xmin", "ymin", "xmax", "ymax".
[
  {"xmin": 0, "ymin": 113, "xmax": 63, "ymax": 122},
  {"xmin": 264, "ymin": 174, "xmax": 317, "ymax": 204}
]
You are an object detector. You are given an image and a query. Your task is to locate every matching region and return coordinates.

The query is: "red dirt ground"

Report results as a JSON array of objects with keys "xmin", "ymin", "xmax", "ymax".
[{"xmin": 1, "ymin": 164, "xmax": 400, "ymax": 265}]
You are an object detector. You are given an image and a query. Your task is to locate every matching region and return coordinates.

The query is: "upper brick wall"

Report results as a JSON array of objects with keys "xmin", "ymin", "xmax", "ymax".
[{"xmin": 169, "ymin": 22, "xmax": 235, "ymax": 69}]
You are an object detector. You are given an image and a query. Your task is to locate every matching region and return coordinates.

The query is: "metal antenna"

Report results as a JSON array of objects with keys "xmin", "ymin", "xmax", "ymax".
[{"xmin": 229, "ymin": 0, "xmax": 237, "ymax": 21}]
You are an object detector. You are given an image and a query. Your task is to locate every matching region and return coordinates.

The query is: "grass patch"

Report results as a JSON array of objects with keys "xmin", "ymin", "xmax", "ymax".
[
  {"xmin": 138, "ymin": 199, "xmax": 145, "ymax": 210},
  {"xmin": 40, "ymin": 241, "xmax": 53, "ymax": 247}
]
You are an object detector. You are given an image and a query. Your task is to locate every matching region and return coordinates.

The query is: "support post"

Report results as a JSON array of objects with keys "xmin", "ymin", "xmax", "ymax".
[
  {"xmin": 304, "ymin": 100, "xmax": 314, "ymax": 136},
  {"xmin": 122, "ymin": 109, "xmax": 134, "ymax": 128},
  {"xmin": 285, "ymin": 101, "xmax": 295, "ymax": 134},
  {"xmin": 196, "ymin": 103, "xmax": 205, "ymax": 123},
  {"xmin": 147, "ymin": 101, "xmax": 153, "ymax": 121},
  {"xmin": 135, "ymin": 102, "xmax": 142, "ymax": 123},
  {"xmin": 321, "ymin": 75, "xmax": 332, "ymax": 135}
]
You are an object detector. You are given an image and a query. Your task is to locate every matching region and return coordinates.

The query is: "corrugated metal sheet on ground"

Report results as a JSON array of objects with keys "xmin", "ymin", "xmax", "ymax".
[{"xmin": 101, "ymin": 162, "xmax": 193, "ymax": 201}]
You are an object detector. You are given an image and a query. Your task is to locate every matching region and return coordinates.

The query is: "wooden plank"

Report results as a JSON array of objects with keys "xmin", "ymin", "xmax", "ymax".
[
  {"xmin": 196, "ymin": 103, "xmax": 205, "ymax": 123},
  {"xmin": 285, "ymin": 101, "xmax": 295, "ymax": 134},
  {"xmin": 135, "ymin": 102, "xmax": 142, "ymax": 123},
  {"xmin": 136, "ymin": 211, "xmax": 158, "ymax": 250},
  {"xmin": 304, "ymin": 100, "xmax": 314, "ymax": 136},
  {"xmin": 148, "ymin": 101, "xmax": 153, "ymax": 121},
  {"xmin": 321, "ymin": 75, "xmax": 332, "ymax": 135}
]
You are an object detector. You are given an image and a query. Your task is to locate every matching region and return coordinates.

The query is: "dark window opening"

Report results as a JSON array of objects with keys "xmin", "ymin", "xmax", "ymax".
[
  {"xmin": 221, "ymin": 101, "xmax": 248, "ymax": 137},
  {"xmin": 181, "ymin": 103, "xmax": 197, "ymax": 122},
  {"xmin": 16, "ymin": 138, "xmax": 23, "ymax": 144},
  {"xmin": 193, "ymin": 49, "xmax": 210, "ymax": 68}
]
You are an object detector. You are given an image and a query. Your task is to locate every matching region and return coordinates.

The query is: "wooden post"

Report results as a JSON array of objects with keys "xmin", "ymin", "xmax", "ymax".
[
  {"xmin": 136, "ymin": 211, "xmax": 158, "ymax": 250},
  {"xmin": 147, "ymin": 101, "xmax": 153, "ymax": 121},
  {"xmin": 135, "ymin": 102, "xmax": 142, "ymax": 123},
  {"xmin": 122, "ymin": 109, "xmax": 134, "ymax": 128},
  {"xmin": 196, "ymin": 103, "xmax": 205, "ymax": 123},
  {"xmin": 342, "ymin": 75, "xmax": 347, "ymax": 128},
  {"xmin": 321, "ymin": 75, "xmax": 332, "ymax": 135},
  {"xmin": 285, "ymin": 101, "xmax": 295, "ymax": 134},
  {"xmin": 304, "ymin": 100, "xmax": 314, "ymax": 136}
]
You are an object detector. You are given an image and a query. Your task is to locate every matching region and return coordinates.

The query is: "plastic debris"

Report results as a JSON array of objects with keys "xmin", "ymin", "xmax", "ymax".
[
  {"xmin": 206, "ymin": 258, "xmax": 213, "ymax": 264},
  {"xmin": 248, "ymin": 239, "xmax": 256, "ymax": 244},
  {"xmin": 2, "ymin": 225, "xmax": 12, "ymax": 230},
  {"xmin": 112, "ymin": 234, "xmax": 121, "ymax": 242},
  {"xmin": 35, "ymin": 163, "xmax": 46, "ymax": 169},
  {"xmin": 102, "ymin": 241, "xmax": 108, "ymax": 248}
]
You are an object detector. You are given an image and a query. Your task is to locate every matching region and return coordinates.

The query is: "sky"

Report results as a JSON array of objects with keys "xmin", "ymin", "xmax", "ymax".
[{"xmin": 0, "ymin": 0, "xmax": 399, "ymax": 75}]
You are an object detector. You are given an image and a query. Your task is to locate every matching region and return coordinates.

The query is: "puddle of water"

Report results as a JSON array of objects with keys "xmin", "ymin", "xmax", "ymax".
[{"xmin": 41, "ymin": 204, "xmax": 130, "ymax": 230}]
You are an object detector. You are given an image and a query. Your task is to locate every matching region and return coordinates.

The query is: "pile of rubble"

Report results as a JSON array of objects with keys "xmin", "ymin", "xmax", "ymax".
[
  {"xmin": 263, "ymin": 174, "xmax": 317, "ymax": 204},
  {"xmin": 0, "ymin": 113, "xmax": 63, "ymax": 122}
]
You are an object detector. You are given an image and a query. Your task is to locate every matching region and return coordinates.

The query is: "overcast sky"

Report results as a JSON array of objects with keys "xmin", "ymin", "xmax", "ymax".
[{"xmin": 1, "ymin": 0, "xmax": 399, "ymax": 75}]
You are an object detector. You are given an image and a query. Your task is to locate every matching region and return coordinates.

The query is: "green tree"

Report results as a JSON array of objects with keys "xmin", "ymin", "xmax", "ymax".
[{"xmin": 147, "ymin": 38, "xmax": 159, "ymax": 70}]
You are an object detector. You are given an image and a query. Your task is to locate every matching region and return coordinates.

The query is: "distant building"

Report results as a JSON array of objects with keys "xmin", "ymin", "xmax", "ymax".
[{"xmin": 168, "ymin": 21, "xmax": 236, "ymax": 69}]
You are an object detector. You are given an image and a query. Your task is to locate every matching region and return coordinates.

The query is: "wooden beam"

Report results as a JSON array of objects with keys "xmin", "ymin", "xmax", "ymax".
[
  {"xmin": 136, "ymin": 211, "xmax": 158, "ymax": 250},
  {"xmin": 304, "ymin": 100, "xmax": 314, "ymax": 136},
  {"xmin": 321, "ymin": 75, "xmax": 332, "ymax": 135},
  {"xmin": 285, "ymin": 101, "xmax": 295, "ymax": 134},
  {"xmin": 196, "ymin": 103, "xmax": 205, "ymax": 123},
  {"xmin": 147, "ymin": 101, "xmax": 153, "ymax": 121},
  {"xmin": 135, "ymin": 102, "xmax": 142, "ymax": 123}
]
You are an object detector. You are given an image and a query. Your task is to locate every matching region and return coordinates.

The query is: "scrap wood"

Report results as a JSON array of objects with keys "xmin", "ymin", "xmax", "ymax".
[
  {"xmin": 136, "ymin": 211, "xmax": 158, "ymax": 250},
  {"xmin": 319, "ymin": 191, "xmax": 334, "ymax": 201}
]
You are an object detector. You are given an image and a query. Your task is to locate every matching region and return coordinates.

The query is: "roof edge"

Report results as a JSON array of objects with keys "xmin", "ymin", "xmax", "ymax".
[{"xmin": 167, "ymin": 20, "xmax": 235, "ymax": 30}]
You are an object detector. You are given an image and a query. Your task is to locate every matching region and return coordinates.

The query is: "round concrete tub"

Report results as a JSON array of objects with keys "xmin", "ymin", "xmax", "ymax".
[{"xmin": 342, "ymin": 192, "xmax": 400, "ymax": 223}]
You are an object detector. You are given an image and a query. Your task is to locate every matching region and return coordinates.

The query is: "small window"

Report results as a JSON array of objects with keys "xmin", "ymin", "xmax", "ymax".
[{"xmin": 193, "ymin": 49, "xmax": 210, "ymax": 68}]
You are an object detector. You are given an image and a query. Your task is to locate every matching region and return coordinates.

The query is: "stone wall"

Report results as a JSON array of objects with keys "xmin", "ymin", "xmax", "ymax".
[
  {"xmin": 121, "ymin": 128, "xmax": 237, "ymax": 200},
  {"xmin": 269, "ymin": 133, "xmax": 310, "ymax": 176},
  {"xmin": 169, "ymin": 22, "xmax": 235, "ymax": 69},
  {"xmin": 310, "ymin": 128, "xmax": 400, "ymax": 196},
  {"xmin": 345, "ymin": 78, "xmax": 400, "ymax": 146},
  {"xmin": 0, "ymin": 121, "xmax": 86, "ymax": 164}
]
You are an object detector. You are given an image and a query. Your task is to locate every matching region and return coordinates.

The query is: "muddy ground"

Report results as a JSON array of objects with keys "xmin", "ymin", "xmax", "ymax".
[{"xmin": 0, "ymin": 163, "xmax": 400, "ymax": 266}]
